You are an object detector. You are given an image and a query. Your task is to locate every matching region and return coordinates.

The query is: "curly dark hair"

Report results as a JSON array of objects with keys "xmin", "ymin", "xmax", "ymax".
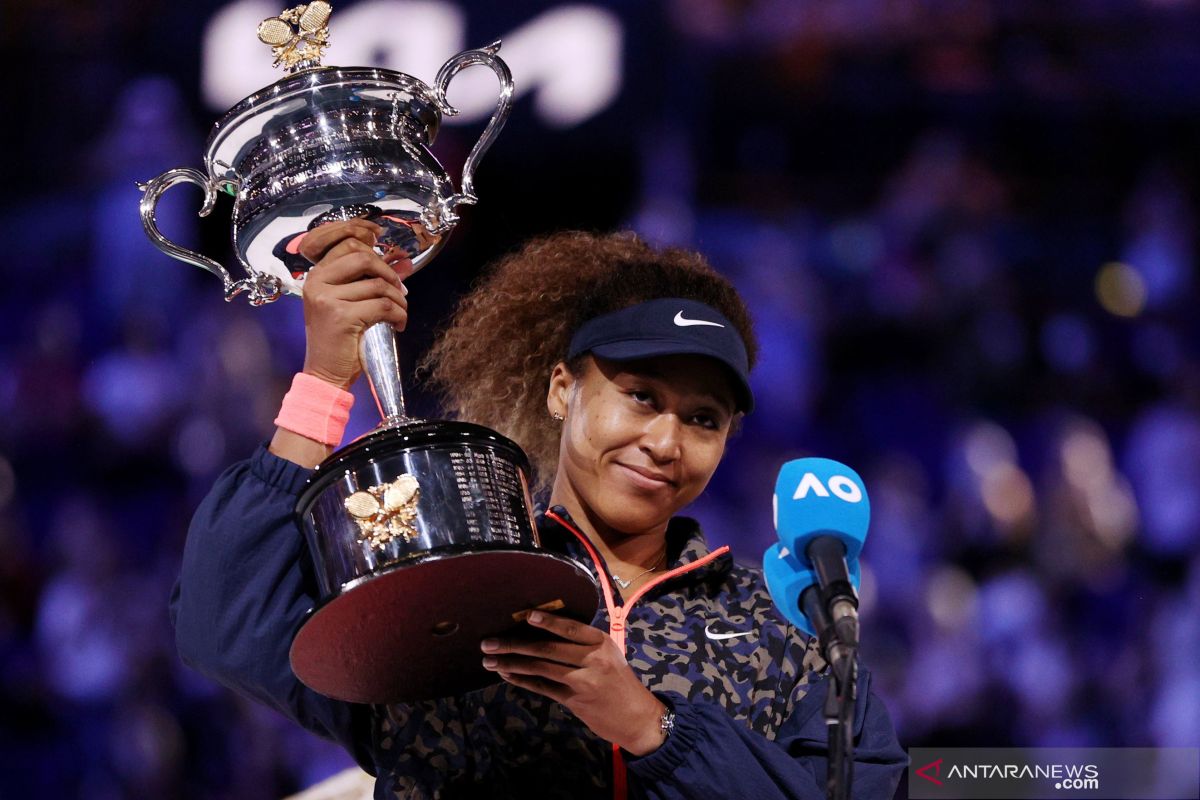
[{"xmin": 418, "ymin": 230, "xmax": 757, "ymax": 491}]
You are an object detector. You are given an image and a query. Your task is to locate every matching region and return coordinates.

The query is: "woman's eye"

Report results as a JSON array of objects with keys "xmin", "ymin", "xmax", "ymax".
[{"xmin": 629, "ymin": 390, "xmax": 653, "ymax": 404}]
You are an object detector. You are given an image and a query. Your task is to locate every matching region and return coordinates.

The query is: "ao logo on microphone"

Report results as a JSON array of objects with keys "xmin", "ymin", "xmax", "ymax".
[{"xmin": 792, "ymin": 472, "xmax": 863, "ymax": 503}]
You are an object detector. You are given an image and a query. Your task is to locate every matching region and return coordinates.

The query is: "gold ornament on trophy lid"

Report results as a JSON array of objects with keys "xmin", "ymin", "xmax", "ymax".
[{"xmin": 257, "ymin": 1, "xmax": 333, "ymax": 72}]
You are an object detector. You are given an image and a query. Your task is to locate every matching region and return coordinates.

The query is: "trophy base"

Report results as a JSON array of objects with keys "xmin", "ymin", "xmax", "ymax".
[{"xmin": 289, "ymin": 548, "xmax": 599, "ymax": 704}]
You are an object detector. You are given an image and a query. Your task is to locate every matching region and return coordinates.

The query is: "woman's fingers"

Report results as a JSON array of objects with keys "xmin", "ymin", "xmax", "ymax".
[
  {"xmin": 306, "ymin": 290, "xmax": 407, "ymax": 331},
  {"xmin": 315, "ymin": 248, "xmax": 407, "ymax": 289},
  {"xmin": 318, "ymin": 236, "xmax": 376, "ymax": 268},
  {"xmin": 332, "ymin": 277, "xmax": 409, "ymax": 309},
  {"xmin": 299, "ymin": 219, "xmax": 383, "ymax": 264},
  {"xmin": 321, "ymin": 235, "xmax": 414, "ymax": 273},
  {"xmin": 355, "ymin": 296, "xmax": 408, "ymax": 330},
  {"xmin": 483, "ymin": 654, "xmax": 574, "ymax": 684},
  {"xmin": 524, "ymin": 611, "xmax": 607, "ymax": 645},
  {"xmin": 495, "ymin": 671, "xmax": 572, "ymax": 704},
  {"xmin": 497, "ymin": 671, "xmax": 572, "ymax": 704},
  {"xmin": 480, "ymin": 635, "xmax": 591, "ymax": 667}
]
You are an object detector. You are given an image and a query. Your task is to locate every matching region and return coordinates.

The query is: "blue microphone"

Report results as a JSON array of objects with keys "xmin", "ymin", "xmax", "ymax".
[{"xmin": 763, "ymin": 458, "xmax": 868, "ymax": 650}]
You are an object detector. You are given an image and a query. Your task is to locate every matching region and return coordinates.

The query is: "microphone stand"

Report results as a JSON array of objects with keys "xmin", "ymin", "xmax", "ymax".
[
  {"xmin": 802, "ymin": 586, "xmax": 858, "ymax": 800},
  {"xmin": 824, "ymin": 645, "xmax": 857, "ymax": 800}
]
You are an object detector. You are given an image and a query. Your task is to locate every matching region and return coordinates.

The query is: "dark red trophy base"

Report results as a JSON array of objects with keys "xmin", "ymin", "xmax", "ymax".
[{"xmin": 290, "ymin": 549, "xmax": 599, "ymax": 704}]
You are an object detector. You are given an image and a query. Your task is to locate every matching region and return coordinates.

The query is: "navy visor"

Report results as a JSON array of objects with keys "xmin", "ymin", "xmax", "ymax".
[{"xmin": 566, "ymin": 297, "xmax": 754, "ymax": 413}]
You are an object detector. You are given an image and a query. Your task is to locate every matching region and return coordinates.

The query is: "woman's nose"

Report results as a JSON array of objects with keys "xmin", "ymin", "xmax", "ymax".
[{"xmin": 640, "ymin": 414, "xmax": 683, "ymax": 462}]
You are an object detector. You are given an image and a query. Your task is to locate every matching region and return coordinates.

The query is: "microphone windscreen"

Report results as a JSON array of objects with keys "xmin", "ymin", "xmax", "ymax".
[{"xmin": 772, "ymin": 458, "xmax": 870, "ymax": 562}]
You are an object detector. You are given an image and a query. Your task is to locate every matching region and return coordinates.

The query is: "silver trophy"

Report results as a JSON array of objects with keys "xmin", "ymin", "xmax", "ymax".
[{"xmin": 141, "ymin": 2, "xmax": 598, "ymax": 704}]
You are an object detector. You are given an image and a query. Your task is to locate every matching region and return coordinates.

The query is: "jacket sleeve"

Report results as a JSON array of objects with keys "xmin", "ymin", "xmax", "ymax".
[
  {"xmin": 625, "ymin": 665, "xmax": 907, "ymax": 800},
  {"xmin": 168, "ymin": 444, "xmax": 376, "ymax": 772}
]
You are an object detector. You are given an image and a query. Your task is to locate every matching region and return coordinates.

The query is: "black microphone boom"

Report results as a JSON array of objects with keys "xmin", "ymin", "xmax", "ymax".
[{"xmin": 806, "ymin": 536, "xmax": 860, "ymax": 652}]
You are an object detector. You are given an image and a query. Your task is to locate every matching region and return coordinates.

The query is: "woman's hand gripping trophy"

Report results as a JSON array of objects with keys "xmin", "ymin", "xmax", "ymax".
[{"xmin": 269, "ymin": 219, "xmax": 417, "ymax": 468}]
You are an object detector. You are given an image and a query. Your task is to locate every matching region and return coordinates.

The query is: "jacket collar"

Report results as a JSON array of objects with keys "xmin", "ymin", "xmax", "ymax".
[{"xmin": 537, "ymin": 505, "xmax": 732, "ymax": 584}]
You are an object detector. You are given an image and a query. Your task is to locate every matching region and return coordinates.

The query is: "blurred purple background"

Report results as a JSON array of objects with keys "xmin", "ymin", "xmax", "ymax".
[{"xmin": 3, "ymin": 0, "xmax": 1199, "ymax": 797}]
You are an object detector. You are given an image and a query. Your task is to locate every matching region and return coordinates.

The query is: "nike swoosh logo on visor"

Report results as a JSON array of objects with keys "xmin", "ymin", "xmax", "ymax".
[
  {"xmin": 674, "ymin": 311, "xmax": 725, "ymax": 328},
  {"xmin": 705, "ymin": 624, "xmax": 754, "ymax": 641}
]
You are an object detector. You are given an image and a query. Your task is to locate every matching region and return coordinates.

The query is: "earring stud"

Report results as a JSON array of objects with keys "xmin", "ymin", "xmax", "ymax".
[{"xmin": 552, "ymin": 411, "xmax": 564, "ymax": 421}]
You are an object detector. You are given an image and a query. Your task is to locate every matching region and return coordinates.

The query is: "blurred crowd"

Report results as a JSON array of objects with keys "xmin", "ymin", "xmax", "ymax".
[{"xmin": 2, "ymin": 0, "xmax": 1199, "ymax": 797}]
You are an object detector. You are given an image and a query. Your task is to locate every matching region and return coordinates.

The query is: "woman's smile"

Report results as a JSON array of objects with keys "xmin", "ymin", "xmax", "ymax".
[{"xmin": 612, "ymin": 461, "xmax": 676, "ymax": 491}]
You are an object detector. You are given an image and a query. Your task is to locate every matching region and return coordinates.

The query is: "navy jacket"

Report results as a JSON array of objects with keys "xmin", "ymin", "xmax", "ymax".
[{"xmin": 170, "ymin": 445, "xmax": 907, "ymax": 798}]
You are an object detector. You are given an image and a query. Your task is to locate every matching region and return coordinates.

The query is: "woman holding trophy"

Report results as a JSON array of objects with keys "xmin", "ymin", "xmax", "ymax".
[
  {"xmin": 170, "ymin": 220, "xmax": 906, "ymax": 798},
  {"xmin": 138, "ymin": 4, "xmax": 904, "ymax": 796}
]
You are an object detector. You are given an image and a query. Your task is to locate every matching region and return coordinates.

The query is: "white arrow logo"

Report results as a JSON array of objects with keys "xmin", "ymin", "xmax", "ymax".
[{"xmin": 674, "ymin": 311, "xmax": 725, "ymax": 328}]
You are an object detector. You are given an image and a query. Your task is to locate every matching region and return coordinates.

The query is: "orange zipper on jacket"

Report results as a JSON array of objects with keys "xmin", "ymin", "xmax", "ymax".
[{"xmin": 544, "ymin": 509, "xmax": 731, "ymax": 800}]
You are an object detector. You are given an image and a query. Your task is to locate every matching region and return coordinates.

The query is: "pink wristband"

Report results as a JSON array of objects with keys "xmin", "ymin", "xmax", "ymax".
[{"xmin": 274, "ymin": 372, "xmax": 355, "ymax": 447}]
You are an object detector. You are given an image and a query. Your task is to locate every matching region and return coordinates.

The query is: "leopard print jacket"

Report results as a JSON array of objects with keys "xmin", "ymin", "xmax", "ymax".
[{"xmin": 368, "ymin": 508, "xmax": 827, "ymax": 799}]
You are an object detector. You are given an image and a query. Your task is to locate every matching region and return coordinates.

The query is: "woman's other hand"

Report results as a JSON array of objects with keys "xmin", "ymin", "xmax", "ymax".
[{"xmin": 480, "ymin": 611, "xmax": 668, "ymax": 756}]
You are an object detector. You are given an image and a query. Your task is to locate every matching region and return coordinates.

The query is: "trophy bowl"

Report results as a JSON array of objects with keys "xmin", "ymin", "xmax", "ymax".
[
  {"xmin": 141, "ymin": 2, "xmax": 600, "ymax": 704},
  {"xmin": 139, "ymin": 17, "xmax": 513, "ymax": 304},
  {"xmin": 209, "ymin": 65, "xmax": 455, "ymax": 294}
]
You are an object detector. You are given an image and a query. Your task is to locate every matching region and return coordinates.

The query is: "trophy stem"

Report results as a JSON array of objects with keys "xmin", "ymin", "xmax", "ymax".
[{"xmin": 360, "ymin": 322, "xmax": 413, "ymax": 427}]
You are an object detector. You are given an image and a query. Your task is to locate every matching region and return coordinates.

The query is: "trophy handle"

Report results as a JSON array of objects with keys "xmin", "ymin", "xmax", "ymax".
[
  {"xmin": 138, "ymin": 168, "xmax": 282, "ymax": 306},
  {"xmin": 434, "ymin": 41, "xmax": 514, "ymax": 216}
]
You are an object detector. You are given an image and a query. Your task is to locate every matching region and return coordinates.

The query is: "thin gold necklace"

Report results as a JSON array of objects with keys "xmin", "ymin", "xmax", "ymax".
[{"xmin": 610, "ymin": 549, "xmax": 667, "ymax": 590}]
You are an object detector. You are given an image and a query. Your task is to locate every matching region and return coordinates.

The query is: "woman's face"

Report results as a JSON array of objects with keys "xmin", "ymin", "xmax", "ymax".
[{"xmin": 548, "ymin": 354, "xmax": 738, "ymax": 537}]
